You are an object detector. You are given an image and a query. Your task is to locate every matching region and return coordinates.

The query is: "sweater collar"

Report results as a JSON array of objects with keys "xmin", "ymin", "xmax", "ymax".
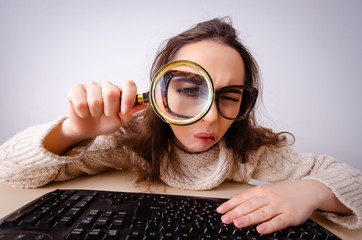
[{"xmin": 160, "ymin": 140, "xmax": 233, "ymax": 190}]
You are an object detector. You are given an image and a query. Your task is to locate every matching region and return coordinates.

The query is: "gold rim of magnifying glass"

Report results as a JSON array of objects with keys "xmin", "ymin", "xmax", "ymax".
[{"xmin": 149, "ymin": 60, "xmax": 214, "ymax": 126}]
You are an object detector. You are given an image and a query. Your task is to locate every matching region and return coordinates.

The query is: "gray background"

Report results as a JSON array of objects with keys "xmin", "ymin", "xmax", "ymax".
[{"xmin": 1, "ymin": 0, "xmax": 361, "ymax": 171}]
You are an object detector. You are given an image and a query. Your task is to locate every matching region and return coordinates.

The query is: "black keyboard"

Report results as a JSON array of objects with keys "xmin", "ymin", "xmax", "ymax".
[{"xmin": 0, "ymin": 189, "xmax": 340, "ymax": 240}]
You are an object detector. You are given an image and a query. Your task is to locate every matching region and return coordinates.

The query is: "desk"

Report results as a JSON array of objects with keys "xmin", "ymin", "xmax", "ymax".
[{"xmin": 0, "ymin": 170, "xmax": 361, "ymax": 239}]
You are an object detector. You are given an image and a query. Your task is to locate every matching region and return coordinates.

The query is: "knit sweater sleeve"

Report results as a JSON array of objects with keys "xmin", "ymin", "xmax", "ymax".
[
  {"xmin": 248, "ymin": 146, "xmax": 362, "ymax": 230},
  {"xmin": 0, "ymin": 117, "xmax": 134, "ymax": 188}
]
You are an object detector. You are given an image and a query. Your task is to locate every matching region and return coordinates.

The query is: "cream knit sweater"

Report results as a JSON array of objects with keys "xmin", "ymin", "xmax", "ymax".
[{"xmin": 0, "ymin": 117, "xmax": 361, "ymax": 230}]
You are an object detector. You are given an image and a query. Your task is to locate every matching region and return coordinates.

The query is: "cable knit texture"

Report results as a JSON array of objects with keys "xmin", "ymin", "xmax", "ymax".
[
  {"xmin": 160, "ymin": 141, "xmax": 233, "ymax": 190},
  {"xmin": 0, "ymin": 117, "xmax": 361, "ymax": 230}
]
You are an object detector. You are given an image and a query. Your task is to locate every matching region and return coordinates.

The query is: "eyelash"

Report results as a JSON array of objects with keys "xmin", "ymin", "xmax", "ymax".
[
  {"xmin": 177, "ymin": 88, "xmax": 200, "ymax": 96},
  {"xmin": 220, "ymin": 96, "xmax": 240, "ymax": 102}
]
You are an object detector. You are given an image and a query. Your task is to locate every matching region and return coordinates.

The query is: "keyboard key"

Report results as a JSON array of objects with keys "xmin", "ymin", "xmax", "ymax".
[
  {"xmin": 204, "ymin": 226, "xmax": 217, "ymax": 235},
  {"xmin": 117, "ymin": 210, "xmax": 127, "ymax": 218},
  {"xmin": 74, "ymin": 201, "xmax": 88, "ymax": 209},
  {"xmin": 200, "ymin": 234, "xmax": 214, "ymax": 240},
  {"xmin": 175, "ymin": 223, "xmax": 188, "ymax": 233},
  {"xmin": 66, "ymin": 207, "xmax": 82, "ymax": 217},
  {"xmin": 144, "ymin": 230, "xmax": 158, "ymax": 240},
  {"xmin": 37, "ymin": 214, "xmax": 58, "ymax": 228},
  {"xmin": 176, "ymin": 232, "xmax": 190, "ymax": 240},
  {"xmin": 0, "ymin": 212, "xmax": 25, "ymax": 227},
  {"xmin": 77, "ymin": 216, "xmax": 95, "ymax": 228},
  {"xmin": 160, "ymin": 225, "xmax": 173, "ymax": 234},
  {"xmin": 130, "ymin": 219, "xmax": 146, "ymax": 230},
  {"xmin": 104, "ymin": 229, "xmax": 120, "ymax": 240},
  {"xmin": 85, "ymin": 229, "xmax": 103, "ymax": 240},
  {"xmin": 66, "ymin": 228, "xmax": 86, "ymax": 240},
  {"xmin": 94, "ymin": 216, "xmax": 110, "ymax": 228},
  {"xmin": 126, "ymin": 229, "xmax": 142, "ymax": 239},
  {"xmin": 57, "ymin": 216, "xmax": 76, "ymax": 227},
  {"xmin": 218, "ymin": 223, "xmax": 232, "ymax": 235},
  {"xmin": 111, "ymin": 198, "xmax": 123, "ymax": 206},
  {"xmin": 160, "ymin": 232, "xmax": 174, "ymax": 239},
  {"xmin": 189, "ymin": 227, "xmax": 203, "ymax": 234},
  {"xmin": 86, "ymin": 209, "xmax": 101, "ymax": 217},
  {"xmin": 69, "ymin": 194, "xmax": 82, "ymax": 201},
  {"xmin": 19, "ymin": 213, "xmax": 42, "ymax": 227},
  {"xmin": 110, "ymin": 217, "xmax": 125, "ymax": 229},
  {"xmin": 102, "ymin": 210, "xmax": 115, "ymax": 217}
]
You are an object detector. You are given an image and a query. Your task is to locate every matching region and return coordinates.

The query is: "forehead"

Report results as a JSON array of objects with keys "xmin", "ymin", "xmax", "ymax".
[{"xmin": 173, "ymin": 40, "xmax": 246, "ymax": 88}]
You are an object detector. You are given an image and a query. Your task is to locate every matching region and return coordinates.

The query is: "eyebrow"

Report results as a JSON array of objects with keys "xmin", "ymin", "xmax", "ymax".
[{"xmin": 166, "ymin": 70, "xmax": 205, "ymax": 85}]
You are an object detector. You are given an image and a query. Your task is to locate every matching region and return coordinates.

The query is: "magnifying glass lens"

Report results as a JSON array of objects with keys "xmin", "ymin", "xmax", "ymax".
[{"xmin": 153, "ymin": 66, "xmax": 211, "ymax": 122}]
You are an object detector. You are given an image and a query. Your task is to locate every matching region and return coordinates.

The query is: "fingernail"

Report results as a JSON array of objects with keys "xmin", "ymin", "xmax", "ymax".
[
  {"xmin": 221, "ymin": 214, "xmax": 232, "ymax": 224},
  {"xmin": 234, "ymin": 218, "xmax": 244, "ymax": 227},
  {"xmin": 257, "ymin": 225, "xmax": 265, "ymax": 234},
  {"xmin": 217, "ymin": 205, "xmax": 225, "ymax": 213}
]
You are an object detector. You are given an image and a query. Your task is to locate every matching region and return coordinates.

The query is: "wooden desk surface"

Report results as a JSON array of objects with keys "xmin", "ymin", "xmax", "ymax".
[{"xmin": 0, "ymin": 170, "xmax": 361, "ymax": 239}]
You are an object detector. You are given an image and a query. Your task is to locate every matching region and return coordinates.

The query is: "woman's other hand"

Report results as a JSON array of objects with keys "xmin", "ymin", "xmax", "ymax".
[{"xmin": 216, "ymin": 179, "xmax": 351, "ymax": 235}]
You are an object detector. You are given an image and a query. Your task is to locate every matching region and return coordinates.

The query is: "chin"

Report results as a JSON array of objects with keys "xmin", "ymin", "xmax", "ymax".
[
  {"xmin": 184, "ymin": 143, "xmax": 215, "ymax": 154},
  {"xmin": 174, "ymin": 138, "xmax": 216, "ymax": 153}
]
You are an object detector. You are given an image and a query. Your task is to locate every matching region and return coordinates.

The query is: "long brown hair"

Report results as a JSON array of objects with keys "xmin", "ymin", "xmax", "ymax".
[{"xmin": 122, "ymin": 17, "xmax": 293, "ymax": 183}]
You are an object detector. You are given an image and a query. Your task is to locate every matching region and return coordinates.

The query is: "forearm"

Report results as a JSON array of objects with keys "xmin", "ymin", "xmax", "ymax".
[
  {"xmin": 43, "ymin": 118, "xmax": 91, "ymax": 155},
  {"xmin": 251, "ymin": 146, "xmax": 360, "ymax": 222},
  {"xmin": 0, "ymin": 118, "xmax": 79, "ymax": 188},
  {"xmin": 304, "ymin": 179, "xmax": 352, "ymax": 215}
]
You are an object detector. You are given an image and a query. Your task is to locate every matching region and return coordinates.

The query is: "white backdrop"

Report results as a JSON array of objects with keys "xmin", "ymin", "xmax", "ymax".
[{"xmin": 1, "ymin": 0, "xmax": 361, "ymax": 171}]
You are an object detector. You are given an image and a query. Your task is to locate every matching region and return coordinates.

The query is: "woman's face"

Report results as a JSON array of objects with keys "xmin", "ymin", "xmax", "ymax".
[{"xmin": 170, "ymin": 40, "xmax": 245, "ymax": 153}]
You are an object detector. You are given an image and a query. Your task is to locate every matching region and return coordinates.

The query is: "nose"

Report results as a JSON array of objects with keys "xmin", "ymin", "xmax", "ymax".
[{"xmin": 201, "ymin": 101, "xmax": 219, "ymax": 124}]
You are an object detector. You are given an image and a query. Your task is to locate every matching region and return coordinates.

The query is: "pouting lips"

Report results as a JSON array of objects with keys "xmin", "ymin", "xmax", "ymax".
[{"xmin": 194, "ymin": 133, "xmax": 216, "ymax": 143}]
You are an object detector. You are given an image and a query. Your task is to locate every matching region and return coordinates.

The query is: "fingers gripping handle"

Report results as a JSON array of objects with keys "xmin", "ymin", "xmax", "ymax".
[{"xmin": 119, "ymin": 92, "xmax": 150, "ymax": 111}]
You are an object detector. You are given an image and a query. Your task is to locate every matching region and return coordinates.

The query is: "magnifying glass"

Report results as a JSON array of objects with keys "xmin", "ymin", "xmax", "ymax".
[{"xmin": 134, "ymin": 60, "xmax": 214, "ymax": 125}]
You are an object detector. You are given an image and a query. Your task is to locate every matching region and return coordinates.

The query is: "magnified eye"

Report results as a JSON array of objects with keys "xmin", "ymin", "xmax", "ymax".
[
  {"xmin": 176, "ymin": 87, "xmax": 200, "ymax": 97},
  {"xmin": 170, "ymin": 75, "xmax": 203, "ymax": 98},
  {"xmin": 151, "ymin": 60, "xmax": 215, "ymax": 124}
]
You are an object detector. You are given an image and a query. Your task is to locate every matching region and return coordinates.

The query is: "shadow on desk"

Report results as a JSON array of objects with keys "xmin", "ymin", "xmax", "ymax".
[{"xmin": 0, "ymin": 170, "xmax": 361, "ymax": 239}]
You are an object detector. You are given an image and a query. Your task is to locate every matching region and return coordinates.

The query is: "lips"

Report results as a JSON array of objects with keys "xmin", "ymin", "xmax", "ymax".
[{"xmin": 194, "ymin": 133, "xmax": 217, "ymax": 144}]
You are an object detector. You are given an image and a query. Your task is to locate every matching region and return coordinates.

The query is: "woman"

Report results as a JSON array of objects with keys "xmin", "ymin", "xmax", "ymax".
[{"xmin": 0, "ymin": 18, "xmax": 361, "ymax": 235}]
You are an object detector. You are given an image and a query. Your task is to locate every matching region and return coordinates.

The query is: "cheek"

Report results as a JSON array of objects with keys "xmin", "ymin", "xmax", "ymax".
[
  {"xmin": 170, "ymin": 125, "xmax": 187, "ymax": 140},
  {"xmin": 219, "ymin": 119, "xmax": 234, "ymax": 136},
  {"xmin": 171, "ymin": 126, "xmax": 180, "ymax": 138},
  {"xmin": 170, "ymin": 124, "xmax": 196, "ymax": 145}
]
